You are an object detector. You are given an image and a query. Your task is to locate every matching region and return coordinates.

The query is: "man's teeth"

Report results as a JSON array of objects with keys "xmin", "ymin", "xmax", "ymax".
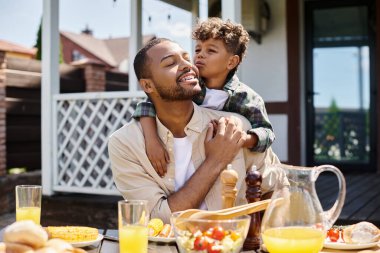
[{"xmin": 180, "ymin": 76, "xmax": 195, "ymax": 82}]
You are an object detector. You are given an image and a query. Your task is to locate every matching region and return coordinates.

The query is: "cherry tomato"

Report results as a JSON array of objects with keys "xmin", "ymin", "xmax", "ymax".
[
  {"xmin": 207, "ymin": 242, "xmax": 222, "ymax": 253},
  {"xmin": 328, "ymin": 228, "xmax": 340, "ymax": 242},
  {"xmin": 193, "ymin": 236, "xmax": 209, "ymax": 251},
  {"xmin": 211, "ymin": 226, "xmax": 225, "ymax": 241}
]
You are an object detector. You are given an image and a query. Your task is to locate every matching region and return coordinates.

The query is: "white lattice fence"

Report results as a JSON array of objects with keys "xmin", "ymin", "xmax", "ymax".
[{"xmin": 52, "ymin": 91, "xmax": 146, "ymax": 195}]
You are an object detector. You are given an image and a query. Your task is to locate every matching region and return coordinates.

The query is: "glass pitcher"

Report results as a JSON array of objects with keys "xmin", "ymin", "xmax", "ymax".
[{"xmin": 261, "ymin": 164, "xmax": 346, "ymax": 253}]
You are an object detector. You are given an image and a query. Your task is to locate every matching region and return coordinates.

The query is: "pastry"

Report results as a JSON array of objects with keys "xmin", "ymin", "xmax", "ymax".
[{"xmin": 342, "ymin": 221, "xmax": 380, "ymax": 244}]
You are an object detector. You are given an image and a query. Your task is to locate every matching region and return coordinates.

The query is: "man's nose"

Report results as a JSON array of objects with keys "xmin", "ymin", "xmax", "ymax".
[{"xmin": 179, "ymin": 59, "xmax": 193, "ymax": 70}]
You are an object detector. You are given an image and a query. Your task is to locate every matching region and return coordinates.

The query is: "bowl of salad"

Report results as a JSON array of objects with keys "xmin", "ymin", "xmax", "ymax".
[{"xmin": 170, "ymin": 212, "xmax": 251, "ymax": 253}]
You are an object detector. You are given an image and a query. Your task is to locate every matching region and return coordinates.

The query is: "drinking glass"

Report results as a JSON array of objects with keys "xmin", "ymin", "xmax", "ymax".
[
  {"xmin": 118, "ymin": 200, "xmax": 149, "ymax": 253},
  {"xmin": 15, "ymin": 185, "xmax": 42, "ymax": 224}
]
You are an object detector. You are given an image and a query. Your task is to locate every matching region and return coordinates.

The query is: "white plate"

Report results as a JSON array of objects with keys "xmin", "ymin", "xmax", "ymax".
[
  {"xmin": 71, "ymin": 234, "xmax": 104, "ymax": 248},
  {"xmin": 148, "ymin": 236, "xmax": 176, "ymax": 243},
  {"xmin": 324, "ymin": 239, "xmax": 378, "ymax": 250}
]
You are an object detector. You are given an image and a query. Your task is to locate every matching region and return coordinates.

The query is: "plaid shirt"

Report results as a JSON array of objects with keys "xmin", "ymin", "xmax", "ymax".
[{"xmin": 133, "ymin": 75, "xmax": 275, "ymax": 152}]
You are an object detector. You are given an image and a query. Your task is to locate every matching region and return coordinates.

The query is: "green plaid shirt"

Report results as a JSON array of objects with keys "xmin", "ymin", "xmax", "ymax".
[{"xmin": 133, "ymin": 75, "xmax": 275, "ymax": 152}]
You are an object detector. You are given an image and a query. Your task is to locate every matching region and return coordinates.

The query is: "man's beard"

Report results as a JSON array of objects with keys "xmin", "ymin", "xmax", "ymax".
[{"xmin": 155, "ymin": 83, "xmax": 200, "ymax": 101}]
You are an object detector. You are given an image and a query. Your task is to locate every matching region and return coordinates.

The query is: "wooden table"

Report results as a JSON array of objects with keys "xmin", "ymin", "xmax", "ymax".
[{"xmin": 1, "ymin": 228, "xmax": 379, "ymax": 253}]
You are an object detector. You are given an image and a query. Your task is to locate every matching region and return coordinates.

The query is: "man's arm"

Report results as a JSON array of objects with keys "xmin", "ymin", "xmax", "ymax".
[{"xmin": 167, "ymin": 117, "xmax": 245, "ymax": 211}]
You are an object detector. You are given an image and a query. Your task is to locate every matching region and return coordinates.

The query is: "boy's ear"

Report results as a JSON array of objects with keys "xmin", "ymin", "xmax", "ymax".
[
  {"xmin": 139, "ymin": 79, "xmax": 154, "ymax": 93},
  {"xmin": 227, "ymin": 55, "xmax": 240, "ymax": 70}
]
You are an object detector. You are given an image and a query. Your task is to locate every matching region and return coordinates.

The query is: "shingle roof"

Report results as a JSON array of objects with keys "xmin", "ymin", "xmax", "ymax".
[
  {"xmin": 61, "ymin": 31, "xmax": 155, "ymax": 68},
  {"xmin": 0, "ymin": 39, "xmax": 36, "ymax": 55}
]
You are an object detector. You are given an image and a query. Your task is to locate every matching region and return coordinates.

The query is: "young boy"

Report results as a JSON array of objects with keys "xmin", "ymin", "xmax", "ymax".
[{"xmin": 133, "ymin": 17, "xmax": 275, "ymax": 177}]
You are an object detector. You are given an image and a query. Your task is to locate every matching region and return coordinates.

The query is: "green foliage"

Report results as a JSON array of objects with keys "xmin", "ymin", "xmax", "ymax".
[
  {"xmin": 35, "ymin": 20, "xmax": 42, "ymax": 60},
  {"xmin": 34, "ymin": 18, "xmax": 64, "ymax": 63},
  {"xmin": 325, "ymin": 98, "xmax": 340, "ymax": 137}
]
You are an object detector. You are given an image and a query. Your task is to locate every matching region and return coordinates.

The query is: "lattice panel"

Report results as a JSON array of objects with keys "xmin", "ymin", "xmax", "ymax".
[{"xmin": 53, "ymin": 94, "xmax": 146, "ymax": 195}]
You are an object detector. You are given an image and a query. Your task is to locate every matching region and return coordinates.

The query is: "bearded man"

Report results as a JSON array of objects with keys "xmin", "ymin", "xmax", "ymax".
[{"xmin": 108, "ymin": 38, "xmax": 285, "ymax": 223}]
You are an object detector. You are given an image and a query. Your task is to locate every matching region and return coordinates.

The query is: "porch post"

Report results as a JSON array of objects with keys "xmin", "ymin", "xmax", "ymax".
[
  {"xmin": 191, "ymin": 0, "xmax": 201, "ymax": 51},
  {"xmin": 221, "ymin": 0, "xmax": 242, "ymax": 78},
  {"xmin": 41, "ymin": 0, "xmax": 59, "ymax": 195},
  {"xmin": 128, "ymin": 0, "xmax": 142, "ymax": 92},
  {"xmin": 221, "ymin": 0, "xmax": 241, "ymax": 23}
]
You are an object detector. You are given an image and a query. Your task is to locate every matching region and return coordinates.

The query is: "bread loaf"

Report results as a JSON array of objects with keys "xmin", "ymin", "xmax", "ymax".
[
  {"xmin": 342, "ymin": 221, "xmax": 380, "ymax": 244},
  {"xmin": 2, "ymin": 242, "xmax": 34, "ymax": 253},
  {"xmin": 4, "ymin": 220, "xmax": 48, "ymax": 249}
]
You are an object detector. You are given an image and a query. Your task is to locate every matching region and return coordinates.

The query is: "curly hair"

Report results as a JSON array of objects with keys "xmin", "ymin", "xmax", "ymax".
[{"xmin": 192, "ymin": 17, "xmax": 250, "ymax": 64}]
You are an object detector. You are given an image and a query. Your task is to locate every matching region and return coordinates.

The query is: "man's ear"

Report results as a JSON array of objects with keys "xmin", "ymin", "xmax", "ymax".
[
  {"xmin": 139, "ymin": 79, "xmax": 154, "ymax": 93},
  {"xmin": 227, "ymin": 55, "xmax": 240, "ymax": 70}
]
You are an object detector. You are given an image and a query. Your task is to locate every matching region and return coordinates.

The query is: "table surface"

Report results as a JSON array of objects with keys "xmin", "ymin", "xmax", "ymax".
[{"xmin": 1, "ymin": 228, "xmax": 379, "ymax": 253}]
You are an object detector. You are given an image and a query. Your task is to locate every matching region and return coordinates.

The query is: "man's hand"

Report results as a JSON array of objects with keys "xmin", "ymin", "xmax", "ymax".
[{"xmin": 204, "ymin": 117, "xmax": 245, "ymax": 172}]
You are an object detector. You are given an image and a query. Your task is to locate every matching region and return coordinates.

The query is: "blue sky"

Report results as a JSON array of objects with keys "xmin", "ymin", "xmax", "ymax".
[
  {"xmin": 0, "ymin": 0, "xmax": 194, "ymax": 54},
  {"xmin": 314, "ymin": 47, "xmax": 370, "ymax": 109}
]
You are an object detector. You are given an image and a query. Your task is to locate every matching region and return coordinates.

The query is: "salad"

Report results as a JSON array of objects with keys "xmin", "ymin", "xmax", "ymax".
[{"xmin": 176, "ymin": 225, "xmax": 244, "ymax": 253}]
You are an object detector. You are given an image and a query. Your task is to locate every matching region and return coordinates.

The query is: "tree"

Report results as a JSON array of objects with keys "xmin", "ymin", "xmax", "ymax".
[{"xmin": 34, "ymin": 19, "xmax": 63, "ymax": 63}]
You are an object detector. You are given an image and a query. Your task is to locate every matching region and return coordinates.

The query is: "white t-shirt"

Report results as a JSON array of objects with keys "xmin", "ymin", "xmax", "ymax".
[
  {"xmin": 200, "ymin": 88, "xmax": 229, "ymax": 110},
  {"xmin": 173, "ymin": 137, "xmax": 207, "ymax": 210}
]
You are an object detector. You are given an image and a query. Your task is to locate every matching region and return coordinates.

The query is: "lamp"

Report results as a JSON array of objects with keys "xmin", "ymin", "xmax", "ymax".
[{"xmin": 242, "ymin": 0, "xmax": 271, "ymax": 44}]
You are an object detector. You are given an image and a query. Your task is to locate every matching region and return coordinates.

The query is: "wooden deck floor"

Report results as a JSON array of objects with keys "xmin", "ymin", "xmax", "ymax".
[{"xmin": 316, "ymin": 172, "xmax": 380, "ymax": 226}]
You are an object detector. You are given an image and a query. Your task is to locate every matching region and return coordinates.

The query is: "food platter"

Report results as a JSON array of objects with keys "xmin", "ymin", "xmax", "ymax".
[
  {"xmin": 148, "ymin": 236, "xmax": 176, "ymax": 244},
  {"xmin": 323, "ymin": 239, "xmax": 378, "ymax": 250},
  {"xmin": 71, "ymin": 234, "xmax": 104, "ymax": 248}
]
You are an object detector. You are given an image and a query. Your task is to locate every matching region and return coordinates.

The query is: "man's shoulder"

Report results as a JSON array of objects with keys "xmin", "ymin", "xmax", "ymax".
[{"xmin": 109, "ymin": 119, "xmax": 143, "ymax": 144}]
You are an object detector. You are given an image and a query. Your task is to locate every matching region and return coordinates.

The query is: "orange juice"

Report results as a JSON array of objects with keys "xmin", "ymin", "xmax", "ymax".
[
  {"xmin": 119, "ymin": 225, "xmax": 148, "ymax": 253},
  {"xmin": 262, "ymin": 227, "xmax": 324, "ymax": 253},
  {"xmin": 16, "ymin": 206, "xmax": 41, "ymax": 224}
]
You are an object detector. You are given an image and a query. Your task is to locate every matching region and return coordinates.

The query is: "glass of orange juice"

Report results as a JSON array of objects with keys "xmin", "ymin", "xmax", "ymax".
[
  {"xmin": 118, "ymin": 200, "xmax": 149, "ymax": 253},
  {"xmin": 15, "ymin": 185, "xmax": 42, "ymax": 225}
]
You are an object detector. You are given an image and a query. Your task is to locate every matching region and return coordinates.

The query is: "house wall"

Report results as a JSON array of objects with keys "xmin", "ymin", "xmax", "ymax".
[
  {"xmin": 60, "ymin": 35, "xmax": 112, "ymax": 69},
  {"xmin": 240, "ymin": 0, "xmax": 289, "ymax": 162},
  {"xmin": 6, "ymin": 52, "xmax": 34, "ymax": 60}
]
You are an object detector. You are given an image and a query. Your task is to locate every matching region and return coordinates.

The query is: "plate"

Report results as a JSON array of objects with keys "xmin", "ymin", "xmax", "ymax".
[
  {"xmin": 71, "ymin": 234, "xmax": 104, "ymax": 248},
  {"xmin": 148, "ymin": 236, "xmax": 176, "ymax": 243},
  {"xmin": 324, "ymin": 239, "xmax": 378, "ymax": 250}
]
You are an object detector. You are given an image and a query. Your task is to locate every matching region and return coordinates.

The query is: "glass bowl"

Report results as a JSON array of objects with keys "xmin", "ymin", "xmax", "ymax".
[{"xmin": 170, "ymin": 212, "xmax": 251, "ymax": 253}]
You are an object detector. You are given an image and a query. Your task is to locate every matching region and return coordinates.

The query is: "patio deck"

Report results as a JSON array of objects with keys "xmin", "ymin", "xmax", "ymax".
[
  {"xmin": 316, "ymin": 172, "xmax": 380, "ymax": 226},
  {"xmin": 0, "ymin": 172, "xmax": 379, "ymax": 229}
]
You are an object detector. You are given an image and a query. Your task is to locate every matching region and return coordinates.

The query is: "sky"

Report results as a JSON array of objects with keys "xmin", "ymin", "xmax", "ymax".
[{"xmin": 0, "ymin": 0, "xmax": 199, "ymax": 55}]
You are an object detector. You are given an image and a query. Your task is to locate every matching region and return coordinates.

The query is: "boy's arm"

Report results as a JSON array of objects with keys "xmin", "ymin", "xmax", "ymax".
[
  {"xmin": 223, "ymin": 85, "xmax": 275, "ymax": 152},
  {"xmin": 132, "ymin": 99, "xmax": 156, "ymax": 119},
  {"xmin": 140, "ymin": 117, "xmax": 170, "ymax": 177},
  {"xmin": 133, "ymin": 99, "xmax": 169, "ymax": 177}
]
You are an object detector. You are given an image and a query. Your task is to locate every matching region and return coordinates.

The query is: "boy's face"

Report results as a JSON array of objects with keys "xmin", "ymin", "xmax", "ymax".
[
  {"xmin": 145, "ymin": 41, "xmax": 201, "ymax": 101},
  {"xmin": 194, "ymin": 38, "xmax": 237, "ymax": 89}
]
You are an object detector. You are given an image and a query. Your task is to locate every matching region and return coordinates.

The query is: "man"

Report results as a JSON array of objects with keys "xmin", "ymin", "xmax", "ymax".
[{"xmin": 108, "ymin": 38, "xmax": 285, "ymax": 223}]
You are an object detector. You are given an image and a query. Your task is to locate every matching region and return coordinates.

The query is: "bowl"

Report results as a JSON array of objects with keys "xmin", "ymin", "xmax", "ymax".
[{"xmin": 170, "ymin": 212, "xmax": 251, "ymax": 253}]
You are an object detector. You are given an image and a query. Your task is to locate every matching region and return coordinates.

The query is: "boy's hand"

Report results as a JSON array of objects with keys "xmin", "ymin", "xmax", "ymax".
[{"xmin": 145, "ymin": 138, "xmax": 170, "ymax": 177}]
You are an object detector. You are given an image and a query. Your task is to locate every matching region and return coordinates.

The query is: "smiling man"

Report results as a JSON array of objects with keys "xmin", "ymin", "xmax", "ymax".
[{"xmin": 108, "ymin": 38, "xmax": 284, "ymax": 223}]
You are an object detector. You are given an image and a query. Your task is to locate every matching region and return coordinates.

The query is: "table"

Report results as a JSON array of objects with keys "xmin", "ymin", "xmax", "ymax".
[{"xmin": 1, "ymin": 228, "xmax": 379, "ymax": 253}]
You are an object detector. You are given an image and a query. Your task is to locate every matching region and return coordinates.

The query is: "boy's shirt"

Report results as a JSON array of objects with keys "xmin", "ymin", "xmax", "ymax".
[{"xmin": 133, "ymin": 75, "xmax": 275, "ymax": 152}]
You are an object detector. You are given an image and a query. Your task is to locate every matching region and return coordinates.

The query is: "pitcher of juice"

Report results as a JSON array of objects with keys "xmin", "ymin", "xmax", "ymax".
[{"xmin": 261, "ymin": 164, "xmax": 346, "ymax": 253}]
